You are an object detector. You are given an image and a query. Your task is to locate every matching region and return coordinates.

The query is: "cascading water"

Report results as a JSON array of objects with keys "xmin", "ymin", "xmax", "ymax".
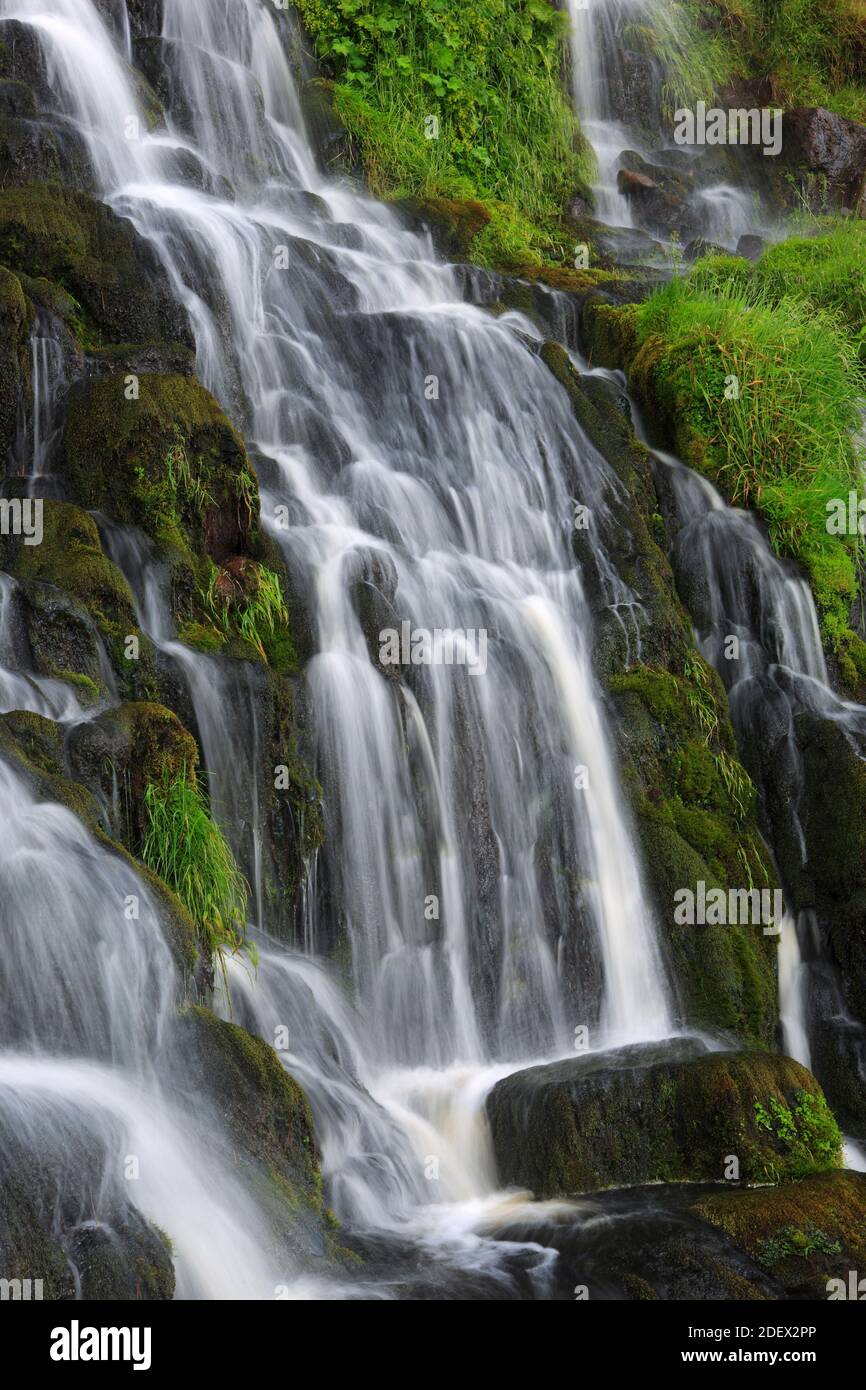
[
  {"xmin": 0, "ymin": 0, "xmax": 681, "ymax": 1296},
  {"xmin": 626, "ymin": 430, "xmax": 866, "ymax": 1171},
  {"xmin": 564, "ymin": 0, "xmax": 759, "ymax": 248}
]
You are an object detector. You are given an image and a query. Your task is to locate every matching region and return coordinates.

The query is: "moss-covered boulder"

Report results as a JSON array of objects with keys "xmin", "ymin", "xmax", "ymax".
[
  {"xmin": 0, "ymin": 183, "xmax": 190, "ymax": 346},
  {"xmin": 486, "ymin": 1041, "xmax": 841, "ymax": 1198},
  {"xmin": 0, "ymin": 1149, "xmax": 174, "ymax": 1301},
  {"xmin": 0, "ymin": 709, "xmax": 198, "ymax": 976},
  {"xmin": 0, "ymin": 264, "xmax": 30, "ymax": 462},
  {"xmin": 0, "ymin": 500, "xmax": 159, "ymax": 699},
  {"xmin": 175, "ymin": 1007, "xmax": 337, "ymax": 1260},
  {"xmin": 68, "ymin": 701, "xmax": 199, "ymax": 849},
  {"xmin": 393, "ymin": 196, "xmax": 491, "ymax": 260},
  {"xmin": 63, "ymin": 373, "xmax": 260, "ymax": 616},
  {"xmin": 692, "ymin": 1170, "xmax": 866, "ymax": 1298}
]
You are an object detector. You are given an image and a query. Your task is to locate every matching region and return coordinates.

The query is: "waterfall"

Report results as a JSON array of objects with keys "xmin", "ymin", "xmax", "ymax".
[
  {"xmin": 0, "ymin": 0, "xmax": 679, "ymax": 1294},
  {"xmin": 564, "ymin": 0, "xmax": 757, "ymax": 247},
  {"xmin": 630, "ymin": 436, "xmax": 866, "ymax": 1167}
]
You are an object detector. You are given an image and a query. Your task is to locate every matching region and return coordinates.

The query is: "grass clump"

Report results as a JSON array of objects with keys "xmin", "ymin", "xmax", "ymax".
[
  {"xmin": 670, "ymin": 0, "xmax": 866, "ymax": 123},
  {"xmin": 142, "ymin": 765, "xmax": 252, "ymax": 969},
  {"xmin": 632, "ymin": 272, "xmax": 866, "ymax": 657},
  {"xmin": 294, "ymin": 0, "xmax": 596, "ymax": 266},
  {"xmin": 201, "ymin": 561, "xmax": 295, "ymax": 668}
]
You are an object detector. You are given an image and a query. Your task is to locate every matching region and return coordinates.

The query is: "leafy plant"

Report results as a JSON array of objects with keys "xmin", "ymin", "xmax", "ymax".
[{"xmin": 293, "ymin": 0, "xmax": 596, "ymax": 265}]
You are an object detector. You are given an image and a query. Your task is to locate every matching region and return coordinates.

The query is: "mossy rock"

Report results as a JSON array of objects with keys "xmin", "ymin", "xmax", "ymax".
[
  {"xmin": 0, "ymin": 710, "xmax": 198, "ymax": 976},
  {"xmin": 67, "ymin": 701, "xmax": 199, "ymax": 849},
  {"xmin": 393, "ymin": 196, "xmax": 491, "ymax": 260},
  {"xmin": 0, "ymin": 500, "xmax": 156, "ymax": 699},
  {"xmin": 638, "ymin": 816, "xmax": 778, "ymax": 1045},
  {"xmin": 175, "ymin": 1007, "xmax": 339, "ymax": 1261},
  {"xmin": 63, "ymin": 374, "xmax": 261, "ymax": 617},
  {"xmin": 692, "ymin": 1170, "xmax": 866, "ymax": 1298},
  {"xmin": 0, "ymin": 1146, "xmax": 174, "ymax": 1302},
  {"xmin": 486, "ymin": 1041, "xmax": 841, "ymax": 1198},
  {"xmin": 0, "ymin": 263, "xmax": 30, "ymax": 462},
  {"xmin": 0, "ymin": 182, "xmax": 190, "ymax": 346}
]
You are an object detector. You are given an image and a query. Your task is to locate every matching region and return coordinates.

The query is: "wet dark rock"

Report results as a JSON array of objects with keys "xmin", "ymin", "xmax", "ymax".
[
  {"xmin": 173, "ymin": 1007, "xmax": 340, "ymax": 1262},
  {"xmin": 780, "ymin": 107, "xmax": 866, "ymax": 212},
  {"xmin": 607, "ymin": 50, "xmax": 657, "ymax": 132},
  {"xmin": 736, "ymin": 233, "xmax": 768, "ymax": 260},
  {"xmin": 0, "ymin": 21, "xmax": 55, "ymax": 110},
  {"xmin": 0, "ymin": 183, "xmax": 192, "ymax": 347},
  {"xmin": 297, "ymin": 78, "xmax": 361, "ymax": 179},
  {"xmin": 0, "ymin": 265, "xmax": 31, "ymax": 466},
  {"xmin": 486, "ymin": 1041, "xmax": 839, "ymax": 1197},
  {"xmin": 616, "ymin": 156, "xmax": 701, "ymax": 241},
  {"xmin": 685, "ymin": 237, "xmax": 728, "ymax": 262}
]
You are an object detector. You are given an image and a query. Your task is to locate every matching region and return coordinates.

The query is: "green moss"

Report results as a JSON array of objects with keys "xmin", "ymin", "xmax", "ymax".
[
  {"xmin": 0, "ymin": 183, "xmax": 188, "ymax": 345},
  {"xmin": 1, "ymin": 500, "xmax": 135, "ymax": 630},
  {"xmin": 486, "ymin": 1045, "xmax": 840, "ymax": 1197},
  {"xmin": 63, "ymin": 375, "xmax": 261, "ymax": 618},
  {"xmin": 692, "ymin": 1170, "xmax": 866, "ymax": 1297},
  {"xmin": 293, "ymin": 0, "xmax": 596, "ymax": 271}
]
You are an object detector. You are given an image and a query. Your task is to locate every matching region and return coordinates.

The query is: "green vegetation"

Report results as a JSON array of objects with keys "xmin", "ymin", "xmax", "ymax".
[
  {"xmin": 141, "ymin": 766, "xmax": 252, "ymax": 969},
  {"xmin": 754, "ymin": 1088, "xmax": 844, "ymax": 1181},
  {"xmin": 294, "ymin": 0, "xmax": 595, "ymax": 266},
  {"xmin": 654, "ymin": 0, "xmax": 866, "ymax": 122},
  {"xmin": 486, "ymin": 1047, "xmax": 840, "ymax": 1197},
  {"xmin": 202, "ymin": 561, "xmax": 294, "ymax": 668},
  {"xmin": 623, "ymin": 246, "xmax": 866, "ymax": 678}
]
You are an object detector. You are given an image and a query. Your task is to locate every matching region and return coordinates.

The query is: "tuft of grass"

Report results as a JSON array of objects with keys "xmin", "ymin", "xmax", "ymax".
[
  {"xmin": 203, "ymin": 562, "xmax": 292, "ymax": 665},
  {"xmin": 672, "ymin": 0, "xmax": 866, "ymax": 122},
  {"xmin": 142, "ymin": 765, "xmax": 252, "ymax": 970},
  {"xmin": 634, "ymin": 270, "xmax": 866, "ymax": 653}
]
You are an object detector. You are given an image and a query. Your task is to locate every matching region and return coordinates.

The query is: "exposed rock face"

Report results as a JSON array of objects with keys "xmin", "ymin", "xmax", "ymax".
[
  {"xmin": 486, "ymin": 1041, "xmax": 840, "ymax": 1198},
  {"xmin": 781, "ymin": 107, "xmax": 866, "ymax": 212}
]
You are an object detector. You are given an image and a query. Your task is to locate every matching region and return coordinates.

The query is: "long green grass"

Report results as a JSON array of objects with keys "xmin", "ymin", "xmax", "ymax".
[
  {"xmin": 203, "ymin": 562, "xmax": 291, "ymax": 664},
  {"xmin": 633, "ymin": 273, "xmax": 866, "ymax": 659},
  {"xmin": 671, "ymin": 0, "xmax": 866, "ymax": 121},
  {"xmin": 142, "ymin": 766, "xmax": 251, "ymax": 967}
]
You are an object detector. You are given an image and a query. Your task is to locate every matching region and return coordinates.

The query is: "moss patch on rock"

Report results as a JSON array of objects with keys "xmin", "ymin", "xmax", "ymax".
[
  {"xmin": 486, "ymin": 1042, "xmax": 841, "ymax": 1198},
  {"xmin": 0, "ymin": 182, "xmax": 190, "ymax": 346},
  {"xmin": 63, "ymin": 374, "xmax": 261, "ymax": 618},
  {"xmin": 175, "ymin": 1006, "xmax": 340, "ymax": 1260},
  {"xmin": 692, "ymin": 1170, "xmax": 866, "ymax": 1298}
]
